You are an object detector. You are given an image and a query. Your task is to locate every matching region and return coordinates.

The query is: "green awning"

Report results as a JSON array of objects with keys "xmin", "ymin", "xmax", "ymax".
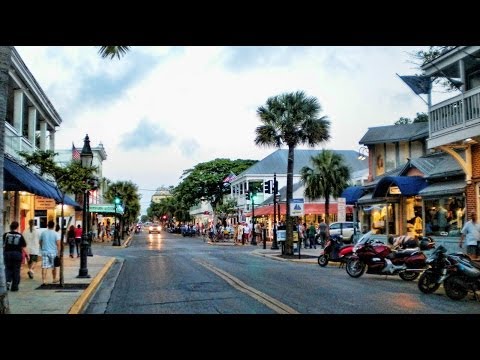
[{"xmin": 89, "ymin": 203, "xmax": 124, "ymax": 215}]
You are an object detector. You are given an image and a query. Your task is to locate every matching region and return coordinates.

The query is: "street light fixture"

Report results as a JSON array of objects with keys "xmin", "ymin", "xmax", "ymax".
[
  {"xmin": 358, "ymin": 146, "xmax": 368, "ymax": 160},
  {"xmin": 251, "ymin": 191, "xmax": 257, "ymax": 246},
  {"xmin": 78, "ymin": 134, "xmax": 93, "ymax": 278}
]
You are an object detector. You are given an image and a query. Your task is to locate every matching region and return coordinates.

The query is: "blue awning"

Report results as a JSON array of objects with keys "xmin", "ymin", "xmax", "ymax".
[
  {"xmin": 372, "ymin": 176, "xmax": 428, "ymax": 197},
  {"xmin": 340, "ymin": 186, "xmax": 365, "ymax": 205},
  {"xmin": 4, "ymin": 156, "xmax": 81, "ymax": 208}
]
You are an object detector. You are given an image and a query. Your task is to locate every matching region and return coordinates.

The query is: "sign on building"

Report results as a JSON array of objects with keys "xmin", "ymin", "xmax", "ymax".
[
  {"xmin": 337, "ymin": 197, "xmax": 346, "ymax": 222},
  {"xmin": 290, "ymin": 198, "xmax": 304, "ymax": 216},
  {"xmin": 35, "ymin": 196, "xmax": 56, "ymax": 210}
]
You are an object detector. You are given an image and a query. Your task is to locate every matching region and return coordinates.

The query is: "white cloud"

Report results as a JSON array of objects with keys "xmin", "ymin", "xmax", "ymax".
[{"xmin": 15, "ymin": 46, "xmax": 429, "ymax": 214}]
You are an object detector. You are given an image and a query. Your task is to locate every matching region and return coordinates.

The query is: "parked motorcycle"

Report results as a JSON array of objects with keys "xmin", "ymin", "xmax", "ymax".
[
  {"xmin": 346, "ymin": 235, "xmax": 435, "ymax": 281},
  {"xmin": 417, "ymin": 245, "xmax": 454, "ymax": 294},
  {"xmin": 317, "ymin": 234, "xmax": 354, "ymax": 267},
  {"xmin": 443, "ymin": 253, "xmax": 480, "ymax": 301}
]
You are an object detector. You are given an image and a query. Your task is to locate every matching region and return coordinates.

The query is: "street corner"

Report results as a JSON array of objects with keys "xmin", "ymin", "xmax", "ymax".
[{"xmin": 68, "ymin": 257, "xmax": 116, "ymax": 314}]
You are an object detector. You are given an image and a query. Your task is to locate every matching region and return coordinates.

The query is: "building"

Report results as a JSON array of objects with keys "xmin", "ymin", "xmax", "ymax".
[
  {"xmin": 3, "ymin": 47, "xmax": 78, "ymax": 233},
  {"xmin": 151, "ymin": 187, "xmax": 172, "ymax": 204},
  {"xmin": 420, "ymin": 46, "xmax": 480, "ymax": 219}
]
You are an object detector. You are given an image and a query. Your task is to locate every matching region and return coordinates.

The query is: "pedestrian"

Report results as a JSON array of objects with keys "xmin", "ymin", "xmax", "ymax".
[
  {"xmin": 308, "ymin": 222, "xmax": 317, "ymax": 249},
  {"xmin": 39, "ymin": 220, "xmax": 60, "ymax": 285},
  {"xmin": 22, "ymin": 219, "xmax": 40, "ymax": 279},
  {"xmin": 318, "ymin": 218, "xmax": 328, "ymax": 247},
  {"xmin": 459, "ymin": 212, "xmax": 480, "ymax": 260},
  {"xmin": 67, "ymin": 225, "xmax": 76, "ymax": 258},
  {"xmin": 74, "ymin": 224, "xmax": 82, "ymax": 257},
  {"xmin": 3, "ymin": 221, "xmax": 27, "ymax": 291}
]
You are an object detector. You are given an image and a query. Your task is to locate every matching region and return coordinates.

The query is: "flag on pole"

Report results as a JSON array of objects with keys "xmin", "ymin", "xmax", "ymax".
[
  {"xmin": 223, "ymin": 173, "xmax": 237, "ymax": 184},
  {"xmin": 72, "ymin": 142, "xmax": 80, "ymax": 161},
  {"xmin": 397, "ymin": 74, "xmax": 432, "ymax": 95}
]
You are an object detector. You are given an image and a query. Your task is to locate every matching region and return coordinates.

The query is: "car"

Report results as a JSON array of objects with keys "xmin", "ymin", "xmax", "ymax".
[
  {"xmin": 148, "ymin": 223, "xmax": 162, "ymax": 234},
  {"xmin": 328, "ymin": 221, "xmax": 361, "ymax": 243}
]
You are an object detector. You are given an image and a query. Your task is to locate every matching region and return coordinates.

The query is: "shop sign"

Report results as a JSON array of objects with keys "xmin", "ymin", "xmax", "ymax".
[
  {"xmin": 35, "ymin": 196, "xmax": 55, "ymax": 210},
  {"xmin": 337, "ymin": 197, "xmax": 346, "ymax": 222},
  {"xmin": 389, "ymin": 186, "xmax": 401, "ymax": 195}
]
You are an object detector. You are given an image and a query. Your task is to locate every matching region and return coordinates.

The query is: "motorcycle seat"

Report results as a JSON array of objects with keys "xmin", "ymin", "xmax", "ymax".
[{"xmin": 392, "ymin": 248, "xmax": 420, "ymax": 258}]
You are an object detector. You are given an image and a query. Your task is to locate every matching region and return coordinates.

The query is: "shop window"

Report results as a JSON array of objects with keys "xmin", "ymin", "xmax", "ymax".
[{"xmin": 424, "ymin": 196, "xmax": 464, "ymax": 237}]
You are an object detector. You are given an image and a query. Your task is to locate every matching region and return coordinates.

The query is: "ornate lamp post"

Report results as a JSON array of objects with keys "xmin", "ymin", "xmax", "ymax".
[
  {"xmin": 112, "ymin": 196, "xmax": 121, "ymax": 246},
  {"xmin": 251, "ymin": 192, "xmax": 257, "ymax": 246},
  {"xmin": 78, "ymin": 134, "xmax": 93, "ymax": 278},
  {"xmin": 271, "ymin": 173, "xmax": 279, "ymax": 250}
]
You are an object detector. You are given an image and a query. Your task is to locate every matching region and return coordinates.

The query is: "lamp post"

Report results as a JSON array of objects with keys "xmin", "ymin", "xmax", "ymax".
[
  {"xmin": 251, "ymin": 192, "xmax": 257, "ymax": 246},
  {"xmin": 78, "ymin": 134, "xmax": 93, "ymax": 278},
  {"xmin": 112, "ymin": 196, "xmax": 121, "ymax": 246}
]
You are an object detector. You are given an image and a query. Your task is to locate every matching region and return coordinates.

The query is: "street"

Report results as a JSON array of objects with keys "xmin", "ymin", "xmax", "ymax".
[{"xmin": 85, "ymin": 231, "xmax": 480, "ymax": 314}]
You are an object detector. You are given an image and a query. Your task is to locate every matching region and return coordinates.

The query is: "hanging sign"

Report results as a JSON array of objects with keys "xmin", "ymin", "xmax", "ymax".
[{"xmin": 35, "ymin": 196, "xmax": 56, "ymax": 210}]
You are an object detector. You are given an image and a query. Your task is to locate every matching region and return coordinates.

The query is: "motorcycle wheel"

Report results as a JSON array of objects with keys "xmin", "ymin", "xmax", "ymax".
[
  {"xmin": 417, "ymin": 271, "xmax": 441, "ymax": 294},
  {"xmin": 399, "ymin": 271, "xmax": 419, "ymax": 281},
  {"xmin": 346, "ymin": 258, "xmax": 365, "ymax": 278},
  {"xmin": 318, "ymin": 255, "xmax": 329, "ymax": 267},
  {"xmin": 444, "ymin": 275, "xmax": 468, "ymax": 301}
]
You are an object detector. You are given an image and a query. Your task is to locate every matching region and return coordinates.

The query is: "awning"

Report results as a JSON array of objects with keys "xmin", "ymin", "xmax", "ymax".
[
  {"xmin": 418, "ymin": 179, "xmax": 465, "ymax": 198},
  {"xmin": 372, "ymin": 176, "xmax": 428, "ymax": 197},
  {"xmin": 89, "ymin": 204, "xmax": 124, "ymax": 215},
  {"xmin": 340, "ymin": 186, "xmax": 365, "ymax": 205},
  {"xmin": 245, "ymin": 203, "xmax": 353, "ymax": 217},
  {"xmin": 4, "ymin": 156, "xmax": 80, "ymax": 208}
]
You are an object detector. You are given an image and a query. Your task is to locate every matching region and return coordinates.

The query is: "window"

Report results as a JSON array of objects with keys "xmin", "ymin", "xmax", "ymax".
[{"xmin": 424, "ymin": 196, "xmax": 465, "ymax": 237}]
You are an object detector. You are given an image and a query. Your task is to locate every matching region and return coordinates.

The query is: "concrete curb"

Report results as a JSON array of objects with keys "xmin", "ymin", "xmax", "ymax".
[
  {"xmin": 251, "ymin": 251, "xmax": 318, "ymax": 264},
  {"xmin": 122, "ymin": 234, "xmax": 133, "ymax": 248},
  {"xmin": 68, "ymin": 257, "xmax": 116, "ymax": 314}
]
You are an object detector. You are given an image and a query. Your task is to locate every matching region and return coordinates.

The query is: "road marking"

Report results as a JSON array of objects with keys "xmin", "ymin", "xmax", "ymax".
[{"xmin": 197, "ymin": 260, "xmax": 299, "ymax": 314}]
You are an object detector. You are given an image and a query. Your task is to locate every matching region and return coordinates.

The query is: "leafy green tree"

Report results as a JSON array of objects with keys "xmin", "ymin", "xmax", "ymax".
[
  {"xmin": 173, "ymin": 158, "xmax": 257, "ymax": 212},
  {"xmin": 215, "ymin": 198, "xmax": 238, "ymax": 225},
  {"xmin": 98, "ymin": 46, "xmax": 131, "ymax": 59},
  {"xmin": 19, "ymin": 150, "xmax": 96, "ymax": 286},
  {"xmin": 140, "ymin": 215, "xmax": 149, "ymax": 223},
  {"xmin": 255, "ymin": 91, "xmax": 330, "ymax": 255},
  {"xmin": 394, "ymin": 117, "xmax": 412, "ymax": 125},
  {"xmin": 300, "ymin": 150, "xmax": 351, "ymax": 228},
  {"xmin": 394, "ymin": 112, "xmax": 428, "ymax": 125}
]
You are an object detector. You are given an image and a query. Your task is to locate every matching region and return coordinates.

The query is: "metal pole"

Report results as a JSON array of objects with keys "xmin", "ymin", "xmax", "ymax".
[
  {"xmin": 251, "ymin": 195, "xmax": 257, "ymax": 245},
  {"xmin": 113, "ymin": 202, "xmax": 119, "ymax": 246},
  {"xmin": 78, "ymin": 190, "xmax": 90, "ymax": 278},
  {"xmin": 271, "ymin": 174, "xmax": 279, "ymax": 250},
  {"xmin": 87, "ymin": 190, "xmax": 93, "ymax": 256}
]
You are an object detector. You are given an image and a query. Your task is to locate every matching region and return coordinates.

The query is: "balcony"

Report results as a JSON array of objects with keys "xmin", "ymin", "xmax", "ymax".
[{"xmin": 428, "ymin": 86, "xmax": 480, "ymax": 148}]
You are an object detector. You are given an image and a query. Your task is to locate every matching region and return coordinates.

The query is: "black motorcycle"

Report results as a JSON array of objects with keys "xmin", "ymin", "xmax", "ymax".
[
  {"xmin": 443, "ymin": 253, "xmax": 480, "ymax": 301},
  {"xmin": 417, "ymin": 245, "xmax": 452, "ymax": 294}
]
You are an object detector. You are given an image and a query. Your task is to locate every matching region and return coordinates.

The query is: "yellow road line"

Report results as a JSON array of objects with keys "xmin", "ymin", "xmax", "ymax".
[
  {"xmin": 197, "ymin": 260, "xmax": 299, "ymax": 314},
  {"xmin": 68, "ymin": 258, "xmax": 116, "ymax": 314}
]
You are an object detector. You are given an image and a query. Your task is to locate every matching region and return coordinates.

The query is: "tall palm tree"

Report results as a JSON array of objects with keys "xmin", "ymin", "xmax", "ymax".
[
  {"xmin": 98, "ymin": 46, "xmax": 131, "ymax": 59},
  {"xmin": 300, "ymin": 150, "xmax": 351, "ymax": 227},
  {"xmin": 255, "ymin": 91, "xmax": 330, "ymax": 255}
]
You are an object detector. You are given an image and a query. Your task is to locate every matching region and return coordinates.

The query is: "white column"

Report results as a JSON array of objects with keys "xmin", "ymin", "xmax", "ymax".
[
  {"xmin": 13, "ymin": 89, "xmax": 24, "ymax": 133},
  {"xmin": 39, "ymin": 120, "xmax": 47, "ymax": 150},
  {"xmin": 49, "ymin": 129, "xmax": 55, "ymax": 150},
  {"xmin": 28, "ymin": 107, "xmax": 37, "ymax": 145}
]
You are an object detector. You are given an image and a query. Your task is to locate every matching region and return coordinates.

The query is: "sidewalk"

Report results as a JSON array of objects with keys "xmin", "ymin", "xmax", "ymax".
[
  {"xmin": 5, "ymin": 235, "xmax": 133, "ymax": 314},
  {"xmin": 250, "ymin": 243, "xmax": 322, "ymax": 264}
]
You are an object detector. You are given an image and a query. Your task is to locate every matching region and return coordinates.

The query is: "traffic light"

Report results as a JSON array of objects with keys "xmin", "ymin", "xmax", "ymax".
[
  {"xmin": 114, "ymin": 197, "xmax": 121, "ymax": 205},
  {"xmin": 245, "ymin": 190, "xmax": 250, "ymax": 200},
  {"xmin": 264, "ymin": 180, "xmax": 271, "ymax": 194}
]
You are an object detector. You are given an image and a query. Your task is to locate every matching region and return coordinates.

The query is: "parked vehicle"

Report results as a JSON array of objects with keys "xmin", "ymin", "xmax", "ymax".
[
  {"xmin": 417, "ymin": 245, "xmax": 453, "ymax": 294},
  {"xmin": 443, "ymin": 253, "xmax": 480, "ymax": 301},
  {"xmin": 148, "ymin": 223, "xmax": 162, "ymax": 234},
  {"xmin": 328, "ymin": 222, "xmax": 361, "ymax": 243},
  {"xmin": 346, "ymin": 235, "xmax": 435, "ymax": 281},
  {"xmin": 317, "ymin": 234, "xmax": 354, "ymax": 267}
]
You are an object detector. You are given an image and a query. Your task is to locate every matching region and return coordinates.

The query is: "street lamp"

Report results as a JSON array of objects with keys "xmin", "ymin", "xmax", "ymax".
[
  {"xmin": 78, "ymin": 134, "xmax": 93, "ymax": 279},
  {"xmin": 358, "ymin": 146, "xmax": 368, "ymax": 160},
  {"xmin": 251, "ymin": 192, "xmax": 257, "ymax": 246},
  {"xmin": 271, "ymin": 173, "xmax": 279, "ymax": 250},
  {"xmin": 112, "ymin": 196, "xmax": 121, "ymax": 246}
]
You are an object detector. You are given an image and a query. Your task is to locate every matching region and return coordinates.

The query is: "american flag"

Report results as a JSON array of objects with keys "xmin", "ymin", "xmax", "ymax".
[
  {"xmin": 72, "ymin": 143, "xmax": 80, "ymax": 161},
  {"xmin": 223, "ymin": 172, "xmax": 237, "ymax": 184}
]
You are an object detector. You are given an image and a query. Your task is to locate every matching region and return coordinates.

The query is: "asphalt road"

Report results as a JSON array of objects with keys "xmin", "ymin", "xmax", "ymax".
[{"xmin": 85, "ymin": 231, "xmax": 480, "ymax": 314}]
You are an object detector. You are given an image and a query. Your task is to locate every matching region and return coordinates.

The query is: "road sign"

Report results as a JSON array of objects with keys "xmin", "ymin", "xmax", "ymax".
[{"xmin": 290, "ymin": 198, "xmax": 304, "ymax": 216}]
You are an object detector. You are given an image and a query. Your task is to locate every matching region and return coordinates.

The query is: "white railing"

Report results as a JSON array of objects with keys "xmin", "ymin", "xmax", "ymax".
[{"xmin": 430, "ymin": 86, "xmax": 480, "ymax": 135}]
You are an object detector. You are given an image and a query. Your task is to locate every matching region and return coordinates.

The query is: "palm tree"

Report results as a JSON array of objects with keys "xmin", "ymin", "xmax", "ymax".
[
  {"xmin": 98, "ymin": 46, "xmax": 131, "ymax": 59},
  {"xmin": 300, "ymin": 150, "xmax": 351, "ymax": 228},
  {"xmin": 255, "ymin": 91, "xmax": 330, "ymax": 255}
]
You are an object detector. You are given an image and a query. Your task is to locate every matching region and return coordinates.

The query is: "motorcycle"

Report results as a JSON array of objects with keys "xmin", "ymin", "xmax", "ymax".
[
  {"xmin": 417, "ymin": 245, "xmax": 455, "ymax": 294},
  {"xmin": 443, "ymin": 253, "xmax": 480, "ymax": 301},
  {"xmin": 317, "ymin": 234, "xmax": 354, "ymax": 267},
  {"xmin": 346, "ymin": 235, "xmax": 435, "ymax": 281}
]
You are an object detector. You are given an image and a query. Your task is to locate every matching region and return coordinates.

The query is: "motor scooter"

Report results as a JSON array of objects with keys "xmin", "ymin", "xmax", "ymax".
[{"xmin": 317, "ymin": 234, "xmax": 354, "ymax": 267}]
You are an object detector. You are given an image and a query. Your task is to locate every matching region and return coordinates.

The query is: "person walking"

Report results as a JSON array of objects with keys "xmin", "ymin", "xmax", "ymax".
[
  {"xmin": 318, "ymin": 218, "xmax": 328, "ymax": 248},
  {"xmin": 308, "ymin": 222, "xmax": 317, "ymax": 249},
  {"xmin": 459, "ymin": 212, "xmax": 480, "ymax": 260},
  {"xmin": 39, "ymin": 220, "xmax": 60, "ymax": 285},
  {"xmin": 3, "ymin": 221, "xmax": 27, "ymax": 291},
  {"xmin": 22, "ymin": 219, "xmax": 40, "ymax": 279},
  {"xmin": 67, "ymin": 225, "xmax": 76, "ymax": 258},
  {"xmin": 74, "ymin": 224, "xmax": 82, "ymax": 257}
]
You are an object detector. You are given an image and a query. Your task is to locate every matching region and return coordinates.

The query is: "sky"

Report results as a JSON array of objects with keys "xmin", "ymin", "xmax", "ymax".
[{"xmin": 15, "ymin": 46, "xmax": 436, "ymax": 214}]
